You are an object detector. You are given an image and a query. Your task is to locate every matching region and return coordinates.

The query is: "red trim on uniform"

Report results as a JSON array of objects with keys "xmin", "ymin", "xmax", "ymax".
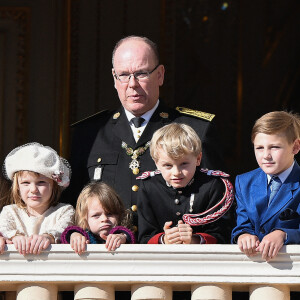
[
  {"xmin": 197, "ymin": 233, "xmax": 217, "ymax": 244},
  {"xmin": 147, "ymin": 233, "xmax": 164, "ymax": 244},
  {"xmin": 147, "ymin": 232, "xmax": 217, "ymax": 244}
]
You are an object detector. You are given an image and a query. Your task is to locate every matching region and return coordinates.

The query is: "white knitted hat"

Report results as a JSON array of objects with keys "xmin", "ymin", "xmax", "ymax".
[{"xmin": 3, "ymin": 142, "xmax": 71, "ymax": 188}]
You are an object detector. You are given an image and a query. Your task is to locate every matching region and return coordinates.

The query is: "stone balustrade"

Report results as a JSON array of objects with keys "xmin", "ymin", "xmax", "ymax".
[{"xmin": 0, "ymin": 244, "xmax": 299, "ymax": 299}]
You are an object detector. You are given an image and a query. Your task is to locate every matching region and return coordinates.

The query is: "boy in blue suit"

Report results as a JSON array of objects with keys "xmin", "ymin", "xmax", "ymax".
[{"xmin": 232, "ymin": 111, "xmax": 300, "ymax": 261}]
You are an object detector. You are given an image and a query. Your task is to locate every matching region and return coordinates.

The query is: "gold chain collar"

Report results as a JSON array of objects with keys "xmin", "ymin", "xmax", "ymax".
[{"xmin": 122, "ymin": 141, "xmax": 151, "ymax": 175}]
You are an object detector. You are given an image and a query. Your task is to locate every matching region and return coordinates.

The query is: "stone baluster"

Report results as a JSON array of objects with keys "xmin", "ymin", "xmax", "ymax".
[
  {"xmin": 16, "ymin": 284, "xmax": 57, "ymax": 300},
  {"xmin": 74, "ymin": 283, "xmax": 115, "ymax": 300},
  {"xmin": 131, "ymin": 284, "xmax": 172, "ymax": 300},
  {"xmin": 192, "ymin": 284, "xmax": 232, "ymax": 300},
  {"xmin": 250, "ymin": 285, "xmax": 290, "ymax": 300}
]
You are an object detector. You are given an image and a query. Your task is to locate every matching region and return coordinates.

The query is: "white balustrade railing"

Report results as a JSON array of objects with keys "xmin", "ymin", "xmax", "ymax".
[{"xmin": 0, "ymin": 244, "xmax": 299, "ymax": 299}]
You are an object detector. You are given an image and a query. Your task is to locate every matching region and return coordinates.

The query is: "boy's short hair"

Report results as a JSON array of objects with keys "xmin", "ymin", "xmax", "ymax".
[
  {"xmin": 11, "ymin": 171, "xmax": 61, "ymax": 209},
  {"xmin": 251, "ymin": 111, "xmax": 300, "ymax": 144},
  {"xmin": 150, "ymin": 123, "xmax": 202, "ymax": 161}
]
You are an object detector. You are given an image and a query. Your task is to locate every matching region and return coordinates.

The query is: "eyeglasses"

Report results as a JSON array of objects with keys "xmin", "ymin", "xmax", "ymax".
[{"xmin": 114, "ymin": 64, "xmax": 160, "ymax": 83}]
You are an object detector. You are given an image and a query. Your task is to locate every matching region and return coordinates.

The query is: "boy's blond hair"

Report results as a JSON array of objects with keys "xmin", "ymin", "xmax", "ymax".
[
  {"xmin": 150, "ymin": 123, "xmax": 202, "ymax": 161},
  {"xmin": 251, "ymin": 111, "xmax": 300, "ymax": 144},
  {"xmin": 75, "ymin": 182, "xmax": 131, "ymax": 230},
  {"xmin": 11, "ymin": 171, "xmax": 61, "ymax": 209}
]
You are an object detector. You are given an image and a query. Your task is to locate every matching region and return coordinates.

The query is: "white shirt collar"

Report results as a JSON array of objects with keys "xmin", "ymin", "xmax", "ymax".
[
  {"xmin": 267, "ymin": 161, "xmax": 295, "ymax": 184},
  {"xmin": 124, "ymin": 100, "xmax": 159, "ymax": 124},
  {"xmin": 124, "ymin": 100, "xmax": 160, "ymax": 142}
]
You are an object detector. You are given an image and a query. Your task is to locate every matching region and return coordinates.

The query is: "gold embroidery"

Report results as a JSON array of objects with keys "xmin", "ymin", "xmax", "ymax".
[
  {"xmin": 113, "ymin": 112, "xmax": 120, "ymax": 119},
  {"xmin": 159, "ymin": 112, "xmax": 169, "ymax": 118},
  {"xmin": 176, "ymin": 107, "xmax": 215, "ymax": 121}
]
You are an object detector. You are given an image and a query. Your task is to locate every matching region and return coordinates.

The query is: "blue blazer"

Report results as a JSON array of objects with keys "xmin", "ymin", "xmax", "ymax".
[{"xmin": 231, "ymin": 161, "xmax": 300, "ymax": 244}]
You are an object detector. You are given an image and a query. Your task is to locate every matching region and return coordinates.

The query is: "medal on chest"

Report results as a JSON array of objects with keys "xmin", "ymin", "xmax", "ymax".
[{"xmin": 122, "ymin": 141, "xmax": 151, "ymax": 175}]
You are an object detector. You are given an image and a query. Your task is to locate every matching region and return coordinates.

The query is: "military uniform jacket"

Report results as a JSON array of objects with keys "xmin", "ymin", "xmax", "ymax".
[
  {"xmin": 64, "ymin": 102, "xmax": 224, "ymax": 227},
  {"xmin": 137, "ymin": 168, "xmax": 233, "ymax": 244}
]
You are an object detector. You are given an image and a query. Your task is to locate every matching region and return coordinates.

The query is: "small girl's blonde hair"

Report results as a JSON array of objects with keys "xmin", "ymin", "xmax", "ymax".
[
  {"xmin": 150, "ymin": 123, "xmax": 202, "ymax": 162},
  {"xmin": 11, "ymin": 171, "xmax": 61, "ymax": 209},
  {"xmin": 75, "ymin": 182, "xmax": 131, "ymax": 230}
]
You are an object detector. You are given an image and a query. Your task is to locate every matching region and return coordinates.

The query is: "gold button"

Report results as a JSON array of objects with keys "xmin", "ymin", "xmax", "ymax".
[
  {"xmin": 133, "ymin": 168, "xmax": 140, "ymax": 175},
  {"xmin": 131, "ymin": 205, "xmax": 138, "ymax": 212},
  {"xmin": 137, "ymin": 130, "xmax": 141, "ymax": 133},
  {"xmin": 132, "ymin": 226, "xmax": 138, "ymax": 232},
  {"xmin": 132, "ymin": 185, "xmax": 139, "ymax": 192},
  {"xmin": 97, "ymin": 158, "xmax": 102, "ymax": 163}
]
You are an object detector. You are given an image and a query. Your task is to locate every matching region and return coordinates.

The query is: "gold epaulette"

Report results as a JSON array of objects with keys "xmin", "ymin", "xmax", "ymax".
[
  {"xmin": 176, "ymin": 106, "xmax": 215, "ymax": 121},
  {"xmin": 71, "ymin": 110, "xmax": 109, "ymax": 127}
]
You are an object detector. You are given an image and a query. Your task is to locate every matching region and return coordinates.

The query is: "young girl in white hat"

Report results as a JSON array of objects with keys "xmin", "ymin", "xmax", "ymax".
[{"xmin": 0, "ymin": 142, "xmax": 75, "ymax": 255}]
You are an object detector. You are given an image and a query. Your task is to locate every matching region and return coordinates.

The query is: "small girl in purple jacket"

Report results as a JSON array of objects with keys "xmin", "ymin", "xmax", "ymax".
[{"xmin": 61, "ymin": 182, "xmax": 135, "ymax": 253}]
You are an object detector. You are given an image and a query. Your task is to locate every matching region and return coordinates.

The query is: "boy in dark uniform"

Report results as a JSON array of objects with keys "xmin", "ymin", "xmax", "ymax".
[{"xmin": 137, "ymin": 123, "xmax": 234, "ymax": 244}]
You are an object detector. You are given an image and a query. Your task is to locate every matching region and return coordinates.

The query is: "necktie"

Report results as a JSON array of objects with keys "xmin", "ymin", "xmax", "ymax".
[
  {"xmin": 269, "ymin": 176, "xmax": 282, "ymax": 204},
  {"xmin": 131, "ymin": 117, "xmax": 145, "ymax": 128}
]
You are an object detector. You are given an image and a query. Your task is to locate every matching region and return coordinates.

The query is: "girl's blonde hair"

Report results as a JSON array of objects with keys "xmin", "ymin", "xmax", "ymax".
[
  {"xmin": 150, "ymin": 123, "xmax": 202, "ymax": 162},
  {"xmin": 11, "ymin": 171, "xmax": 61, "ymax": 209},
  {"xmin": 251, "ymin": 111, "xmax": 300, "ymax": 143},
  {"xmin": 75, "ymin": 182, "xmax": 131, "ymax": 230}
]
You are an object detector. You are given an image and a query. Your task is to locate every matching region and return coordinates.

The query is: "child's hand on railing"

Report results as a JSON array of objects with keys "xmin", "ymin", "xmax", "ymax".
[
  {"xmin": 70, "ymin": 232, "xmax": 89, "ymax": 255},
  {"xmin": 237, "ymin": 233, "xmax": 260, "ymax": 257},
  {"xmin": 104, "ymin": 233, "xmax": 127, "ymax": 251},
  {"xmin": 256, "ymin": 230, "xmax": 286, "ymax": 261}
]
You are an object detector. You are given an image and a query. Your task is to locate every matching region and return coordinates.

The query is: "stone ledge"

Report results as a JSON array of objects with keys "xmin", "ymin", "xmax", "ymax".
[{"xmin": 0, "ymin": 244, "xmax": 299, "ymax": 290}]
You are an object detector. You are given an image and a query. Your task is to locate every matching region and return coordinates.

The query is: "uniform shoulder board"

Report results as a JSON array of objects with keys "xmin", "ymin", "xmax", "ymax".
[
  {"xmin": 71, "ymin": 110, "xmax": 110, "ymax": 127},
  {"xmin": 136, "ymin": 170, "xmax": 161, "ymax": 180},
  {"xmin": 200, "ymin": 168, "xmax": 230, "ymax": 178},
  {"xmin": 176, "ymin": 106, "xmax": 215, "ymax": 121}
]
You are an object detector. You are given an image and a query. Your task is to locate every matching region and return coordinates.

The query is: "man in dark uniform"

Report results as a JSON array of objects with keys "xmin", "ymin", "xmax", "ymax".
[{"xmin": 65, "ymin": 36, "xmax": 224, "ymax": 229}]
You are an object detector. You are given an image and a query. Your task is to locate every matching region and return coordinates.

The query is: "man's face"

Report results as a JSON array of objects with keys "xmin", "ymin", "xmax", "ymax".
[
  {"xmin": 253, "ymin": 132, "xmax": 300, "ymax": 175},
  {"xmin": 112, "ymin": 40, "xmax": 165, "ymax": 117}
]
